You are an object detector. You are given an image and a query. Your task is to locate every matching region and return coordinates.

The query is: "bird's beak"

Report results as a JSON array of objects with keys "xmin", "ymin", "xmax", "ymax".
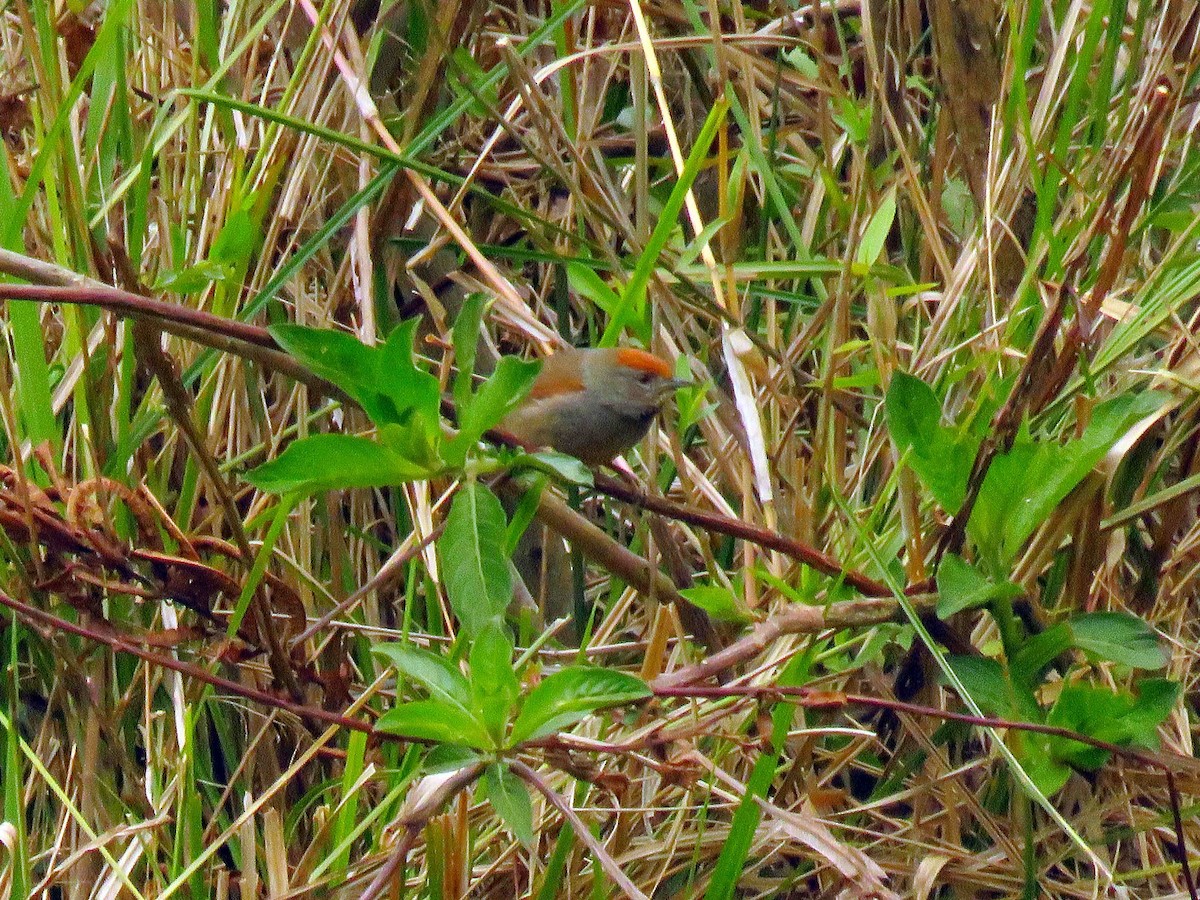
[{"xmin": 667, "ymin": 377, "xmax": 690, "ymax": 391}]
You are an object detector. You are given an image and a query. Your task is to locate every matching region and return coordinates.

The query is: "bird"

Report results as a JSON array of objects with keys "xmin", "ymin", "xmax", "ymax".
[{"xmin": 500, "ymin": 346, "xmax": 687, "ymax": 465}]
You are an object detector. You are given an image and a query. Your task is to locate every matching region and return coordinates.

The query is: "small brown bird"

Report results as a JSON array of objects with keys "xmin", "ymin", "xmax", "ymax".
[{"xmin": 500, "ymin": 346, "xmax": 686, "ymax": 464}]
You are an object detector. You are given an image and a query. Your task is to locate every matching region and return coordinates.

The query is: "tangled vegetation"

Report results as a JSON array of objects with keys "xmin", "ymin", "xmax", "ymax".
[{"xmin": 1, "ymin": 1, "xmax": 1199, "ymax": 897}]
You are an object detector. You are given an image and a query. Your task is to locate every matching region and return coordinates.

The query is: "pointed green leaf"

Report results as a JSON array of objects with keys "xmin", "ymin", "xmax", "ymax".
[
  {"xmin": 509, "ymin": 667, "xmax": 650, "ymax": 745},
  {"xmin": 679, "ymin": 585, "xmax": 755, "ymax": 624},
  {"xmin": 854, "ymin": 187, "xmax": 897, "ymax": 269},
  {"xmin": 885, "ymin": 371, "xmax": 979, "ymax": 513},
  {"xmin": 1067, "ymin": 612, "xmax": 1166, "ymax": 670},
  {"xmin": 439, "ymin": 483, "xmax": 512, "ymax": 638},
  {"xmin": 372, "ymin": 643, "xmax": 472, "ymax": 710},
  {"xmin": 445, "ymin": 355, "xmax": 540, "ymax": 466},
  {"xmin": 470, "ymin": 624, "xmax": 519, "ymax": 742},
  {"xmin": 936, "ymin": 553, "xmax": 1021, "ymax": 619},
  {"xmin": 452, "ymin": 294, "xmax": 487, "ymax": 412},
  {"xmin": 971, "ymin": 392, "xmax": 1164, "ymax": 563},
  {"xmin": 484, "ymin": 764, "xmax": 534, "ymax": 847},
  {"xmin": 376, "ymin": 700, "xmax": 493, "ymax": 749},
  {"xmin": 244, "ymin": 434, "xmax": 432, "ymax": 494}
]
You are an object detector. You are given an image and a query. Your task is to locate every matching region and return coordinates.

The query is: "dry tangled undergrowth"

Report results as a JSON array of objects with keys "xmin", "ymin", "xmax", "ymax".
[{"xmin": 2, "ymin": 0, "xmax": 1200, "ymax": 897}]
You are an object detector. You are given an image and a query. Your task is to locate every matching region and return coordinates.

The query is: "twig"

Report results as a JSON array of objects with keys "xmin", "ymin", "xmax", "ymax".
[
  {"xmin": 359, "ymin": 762, "xmax": 488, "ymax": 900},
  {"xmin": 509, "ymin": 759, "xmax": 651, "ymax": 900}
]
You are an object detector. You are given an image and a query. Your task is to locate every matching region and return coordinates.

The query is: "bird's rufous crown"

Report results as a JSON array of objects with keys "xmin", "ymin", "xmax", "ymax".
[{"xmin": 615, "ymin": 347, "xmax": 673, "ymax": 379}]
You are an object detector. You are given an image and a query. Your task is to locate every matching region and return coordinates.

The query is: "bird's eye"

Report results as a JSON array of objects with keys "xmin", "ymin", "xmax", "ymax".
[{"xmin": 636, "ymin": 371, "xmax": 654, "ymax": 384}]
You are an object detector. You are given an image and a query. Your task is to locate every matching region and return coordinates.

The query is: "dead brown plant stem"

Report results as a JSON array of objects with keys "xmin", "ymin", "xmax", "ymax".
[
  {"xmin": 359, "ymin": 761, "xmax": 488, "ymax": 900},
  {"xmin": 0, "ymin": 282, "xmax": 275, "ymax": 346},
  {"xmin": 509, "ymin": 758, "xmax": 650, "ymax": 900},
  {"xmin": 653, "ymin": 594, "xmax": 937, "ymax": 688}
]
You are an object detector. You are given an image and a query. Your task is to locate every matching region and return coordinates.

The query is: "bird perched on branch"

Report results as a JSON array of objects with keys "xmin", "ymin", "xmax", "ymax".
[{"xmin": 500, "ymin": 346, "xmax": 687, "ymax": 464}]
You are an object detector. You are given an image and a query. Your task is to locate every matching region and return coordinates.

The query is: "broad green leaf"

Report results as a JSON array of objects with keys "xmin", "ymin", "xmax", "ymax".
[
  {"xmin": 517, "ymin": 451, "xmax": 594, "ymax": 487},
  {"xmin": 470, "ymin": 624, "xmax": 519, "ymax": 742},
  {"xmin": 1068, "ymin": 612, "xmax": 1166, "ymax": 670},
  {"xmin": 885, "ymin": 371, "xmax": 979, "ymax": 513},
  {"xmin": 423, "ymin": 744, "xmax": 485, "ymax": 774},
  {"xmin": 936, "ymin": 553, "xmax": 1021, "ymax": 619},
  {"xmin": 484, "ymin": 764, "xmax": 534, "ymax": 847},
  {"xmin": 378, "ymin": 418, "xmax": 444, "ymax": 473},
  {"xmin": 210, "ymin": 206, "xmax": 260, "ymax": 267},
  {"xmin": 439, "ymin": 483, "xmax": 512, "ymax": 638},
  {"xmin": 1103, "ymin": 678, "xmax": 1179, "ymax": 747},
  {"xmin": 970, "ymin": 392, "xmax": 1163, "ymax": 563},
  {"xmin": 1044, "ymin": 680, "xmax": 1175, "ymax": 773},
  {"xmin": 375, "ymin": 700, "xmax": 493, "ymax": 749},
  {"xmin": 1046, "ymin": 684, "xmax": 1121, "ymax": 771},
  {"xmin": 1009, "ymin": 624, "xmax": 1072, "ymax": 690},
  {"xmin": 944, "ymin": 655, "xmax": 1014, "ymax": 719},
  {"xmin": 445, "ymin": 355, "xmax": 540, "ymax": 466},
  {"xmin": 372, "ymin": 643, "xmax": 471, "ymax": 709},
  {"xmin": 244, "ymin": 434, "xmax": 431, "ymax": 494},
  {"xmin": 269, "ymin": 320, "xmax": 445, "ymax": 429},
  {"xmin": 567, "ymin": 262, "xmax": 622, "ymax": 318},
  {"xmin": 678, "ymin": 585, "xmax": 755, "ymax": 624},
  {"xmin": 1013, "ymin": 732, "xmax": 1073, "ymax": 796},
  {"xmin": 509, "ymin": 667, "xmax": 651, "ymax": 745},
  {"xmin": 269, "ymin": 323, "xmax": 382, "ymax": 415},
  {"xmin": 376, "ymin": 319, "xmax": 444, "ymax": 425},
  {"xmin": 152, "ymin": 259, "xmax": 233, "ymax": 294}
]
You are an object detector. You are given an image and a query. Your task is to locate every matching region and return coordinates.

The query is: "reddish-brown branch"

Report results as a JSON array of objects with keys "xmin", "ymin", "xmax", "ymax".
[
  {"xmin": 592, "ymin": 471, "xmax": 897, "ymax": 596},
  {"xmin": 0, "ymin": 587, "xmax": 381, "ymax": 738}
]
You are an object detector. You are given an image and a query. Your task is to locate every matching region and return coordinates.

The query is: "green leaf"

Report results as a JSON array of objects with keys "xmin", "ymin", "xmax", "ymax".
[
  {"xmin": 378, "ymin": 419, "xmax": 444, "ymax": 473},
  {"xmin": 885, "ymin": 371, "xmax": 979, "ymax": 513},
  {"xmin": 970, "ymin": 392, "xmax": 1164, "ymax": 563},
  {"xmin": 1109, "ymin": 678, "xmax": 1179, "ymax": 747},
  {"xmin": 1047, "ymin": 678, "xmax": 1179, "ymax": 770},
  {"xmin": 269, "ymin": 324, "xmax": 393, "ymax": 425},
  {"xmin": 244, "ymin": 434, "xmax": 432, "ymax": 494},
  {"xmin": 470, "ymin": 624, "xmax": 519, "ymax": 742},
  {"xmin": 376, "ymin": 320, "xmax": 443, "ymax": 427},
  {"xmin": 270, "ymin": 323, "xmax": 376, "ymax": 393},
  {"xmin": 854, "ymin": 187, "xmax": 897, "ymax": 270},
  {"xmin": 1067, "ymin": 612, "xmax": 1166, "ymax": 670},
  {"xmin": 423, "ymin": 744, "xmax": 485, "ymax": 774},
  {"xmin": 936, "ymin": 553, "xmax": 1021, "ymax": 619},
  {"xmin": 372, "ymin": 643, "xmax": 472, "ymax": 710},
  {"xmin": 516, "ymin": 450, "xmax": 595, "ymax": 487},
  {"xmin": 452, "ymin": 294, "xmax": 487, "ymax": 412},
  {"xmin": 445, "ymin": 355, "xmax": 540, "ymax": 466},
  {"xmin": 375, "ymin": 700, "xmax": 493, "ymax": 749},
  {"xmin": 1046, "ymin": 684, "xmax": 1121, "ymax": 771},
  {"xmin": 152, "ymin": 259, "xmax": 234, "ymax": 294},
  {"xmin": 944, "ymin": 656, "xmax": 1014, "ymax": 718},
  {"xmin": 1013, "ymin": 733, "xmax": 1074, "ymax": 796},
  {"xmin": 509, "ymin": 667, "xmax": 651, "ymax": 746},
  {"xmin": 483, "ymin": 764, "xmax": 534, "ymax": 847},
  {"xmin": 439, "ymin": 483, "xmax": 512, "ymax": 638},
  {"xmin": 567, "ymin": 262, "xmax": 622, "ymax": 318},
  {"xmin": 1009, "ymin": 624, "xmax": 1072, "ymax": 690},
  {"xmin": 678, "ymin": 585, "xmax": 755, "ymax": 624},
  {"xmin": 210, "ymin": 206, "xmax": 260, "ymax": 267},
  {"xmin": 269, "ymin": 320, "xmax": 444, "ymax": 429}
]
